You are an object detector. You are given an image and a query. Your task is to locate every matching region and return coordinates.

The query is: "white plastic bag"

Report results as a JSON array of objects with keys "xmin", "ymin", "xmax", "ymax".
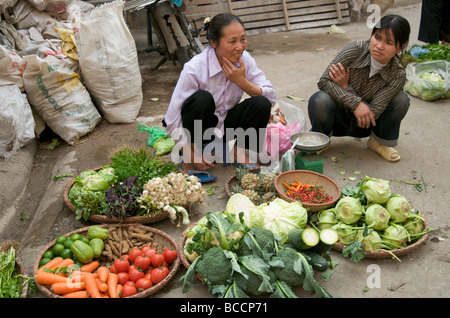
[
  {"xmin": 22, "ymin": 54, "xmax": 101, "ymax": 145},
  {"xmin": 75, "ymin": 0, "xmax": 143, "ymax": 124},
  {"xmin": 0, "ymin": 84, "xmax": 35, "ymax": 159}
]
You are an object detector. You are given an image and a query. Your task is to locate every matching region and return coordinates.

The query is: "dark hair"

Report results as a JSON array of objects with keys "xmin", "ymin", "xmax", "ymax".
[
  {"xmin": 371, "ymin": 15, "xmax": 410, "ymax": 54},
  {"xmin": 205, "ymin": 13, "xmax": 245, "ymax": 43}
]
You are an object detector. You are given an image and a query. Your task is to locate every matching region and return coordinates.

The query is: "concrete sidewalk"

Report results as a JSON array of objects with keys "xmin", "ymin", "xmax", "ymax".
[{"xmin": 1, "ymin": 0, "xmax": 449, "ymax": 298}]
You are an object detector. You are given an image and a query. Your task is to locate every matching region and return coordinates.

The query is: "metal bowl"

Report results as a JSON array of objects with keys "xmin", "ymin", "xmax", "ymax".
[{"xmin": 290, "ymin": 132, "xmax": 330, "ymax": 152}]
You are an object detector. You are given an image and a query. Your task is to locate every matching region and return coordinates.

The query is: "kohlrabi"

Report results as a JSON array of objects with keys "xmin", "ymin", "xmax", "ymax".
[
  {"xmin": 364, "ymin": 203, "xmax": 390, "ymax": 230},
  {"xmin": 385, "ymin": 194, "xmax": 411, "ymax": 223},
  {"xmin": 317, "ymin": 208, "xmax": 338, "ymax": 230},
  {"xmin": 381, "ymin": 224, "xmax": 409, "ymax": 248},
  {"xmin": 335, "ymin": 196, "xmax": 363, "ymax": 224},
  {"xmin": 359, "ymin": 176, "xmax": 391, "ymax": 204},
  {"xmin": 331, "ymin": 222, "xmax": 364, "ymax": 245}
]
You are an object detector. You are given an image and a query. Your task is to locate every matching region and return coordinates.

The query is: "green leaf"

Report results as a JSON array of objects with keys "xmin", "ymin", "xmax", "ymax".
[{"xmin": 342, "ymin": 241, "xmax": 366, "ymax": 263}]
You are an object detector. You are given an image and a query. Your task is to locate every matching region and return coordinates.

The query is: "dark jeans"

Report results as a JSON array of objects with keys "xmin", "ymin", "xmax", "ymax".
[
  {"xmin": 307, "ymin": 90, "xmax": 410, "ymax": 147},
  {"xmin": 176, "ymin": 90, "xmax": 271, "ymax": 154}
]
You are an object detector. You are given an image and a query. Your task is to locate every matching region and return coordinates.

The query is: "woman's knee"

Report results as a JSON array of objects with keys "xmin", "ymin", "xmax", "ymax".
[
  {"xmin": 182, "ymin": 90, "xmax": 215, "ymax": 116},
  {"xmin": 308, "ymin": 91, "xmax": 336, "ymax": 118},
  {"xmin": 388, "ymin": 90, "xmax": 410, "ymax": 118}
]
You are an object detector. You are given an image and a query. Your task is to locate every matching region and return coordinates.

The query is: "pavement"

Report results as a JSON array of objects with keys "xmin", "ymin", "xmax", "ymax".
[{"xmin": 1, "ymin": 0, "xmax": 449, "ymax": 299}]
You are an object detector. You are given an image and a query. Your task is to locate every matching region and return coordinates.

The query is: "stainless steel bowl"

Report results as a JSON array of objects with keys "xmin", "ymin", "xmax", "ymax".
[{"xmin": 290, "ymin": 132, "xmax": 330, "ymax": 152}]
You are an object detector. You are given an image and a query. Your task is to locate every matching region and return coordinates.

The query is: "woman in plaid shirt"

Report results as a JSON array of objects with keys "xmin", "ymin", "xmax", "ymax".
[{"xmin": 308, "ymin": 15, "xmax": 411, "ymax": 162}]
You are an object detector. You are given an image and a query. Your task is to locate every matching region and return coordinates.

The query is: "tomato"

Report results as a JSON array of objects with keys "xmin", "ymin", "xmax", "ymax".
[
  {"xmin": 121, "ymin": 254, "xmax": 130, "ymax": 262},
  {"xmin": 117, "ymin": 272, "xmax": 129, "ymax": 285},
  {"xmin": 109, "ymin": 264, "xmax": 117, "ymax": 274},
  {"xmin": 150, "ymin": 267, "xmax": 167, "ymax": 285},
  {"xmin": 129, "ymin": 248, "xmax": 144, "ymax": 263},
  {"xmin": 144, "ymin": 272, "xmax": 152, "ymax": 280},
  {"xmin": 163, "ymin": 247, "xmax": 177, "ymax": 264},
  {"xmin": 134, "ymin": 254, "xmax": 151, "ymax": 271},
  {"xmin": 143, "ymin": 247, "xmax": 156, "ymax": 258},
  {"xmin": 161, "ymin": 266, "xmax": 169, "ymax": 277},
  {"xmin": 150, "ymin": 253, "xmax": 165, "ymax": 268},
  {"xmin": 128, "ymin": 266, "xmax": 144, "ymax": 282},
  {"xmin": 135, "ymin": 277, "xmax": 153, "ymax": 290},
  {"xmin": 122, "ymin": 283, "xmax": 137, "ymax": 297},
  {"xmin": 141, "ymin": 246, "xmax": 152, "ymax": 254},
  {"xmin": 145, "ymin": 266, "xmax": 154, "ymax": 274},
  {"xmin": 114, "ymin": 257, "xmax": 130, "ymax": 273}
]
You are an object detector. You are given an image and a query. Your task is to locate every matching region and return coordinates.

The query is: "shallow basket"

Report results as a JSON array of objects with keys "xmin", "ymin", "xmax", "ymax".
[
  {"xmin": 224, "ymin": 167, "xmax": 261, "ymax": 198},
  {"xmin": 275, "ymin": 170, "xmax": 341, "ymax": 212},
  {"xmin": 332, "ymin": 212, "xmax": 430, "ymax": 259},
  {"xmin": 34, "ymin": 224, "xmax": 180, "ymax": 298},
  {"xmin": 15, "ymin": 257, "xmax": 29, "ymax": 298},
  {"xmin": 178, "ymin": 224, "xmax": 195, "ymax": 269},
  {"xmin": 63, "ymin": 167, "xmax": 169, "ymax": 224}
]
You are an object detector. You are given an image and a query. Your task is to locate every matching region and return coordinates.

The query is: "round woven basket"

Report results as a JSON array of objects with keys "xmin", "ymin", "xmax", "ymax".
[
  {"xmin": 178, "ymin": 224, "xmax": 195, "ymax": 269},
  {"xmin": 63, "ymin": 167, "xmax": 169, "ymax": 224},
  {"xmin": 34, "ymin": 224, "xmax": 180, "ymax": 298},
  {"xmin": 15, "ymin": 257, "xmax": 29, "ymax": 298},
  {"xmin": 332, "ymin": 212, "xmax": 430, "ymax": 259},
  {"xmin": 275, "ymin": 170, "xmax": 341, "ymax": 212},
  {"xmin": 224, "ymin": 167, "xmax": 275, "ymax": 198}
]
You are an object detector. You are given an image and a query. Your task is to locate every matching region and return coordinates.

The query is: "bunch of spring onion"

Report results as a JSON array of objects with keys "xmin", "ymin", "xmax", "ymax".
[
  {"xmin": 316, "ymin": 176, "xmax": 431, "ymax": 262},
  {"xmin": 137, "ymin": 172, "xmax": 206, "ymax": 227}
]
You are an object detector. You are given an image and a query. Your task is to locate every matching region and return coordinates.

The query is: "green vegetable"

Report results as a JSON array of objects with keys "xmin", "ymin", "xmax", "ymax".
[
  {"xmin": 335, "ymin": 197, "xmax": 363, "ymax": 224},
  {"xmin": 0, "ymin": 247, "xmax": 32, "ymax": 298},
  {"xmin": 317, "ymin": 208, "xmax": 338, "ymax": 230},
  {"xmin": 70, "ymin": 240, "xmax": 94, "ymax": 264},
  {"xmin": 360, "ymin": 177, "xmax": 391, "ymax": 204},
  {"xmin": 311, "ymin": 228, "xmax": 339, "ymax": 255},
  {"xmin": 87, "ymin": 226, "xmax": 109, "ymax": 240},
  {"xmin": 385, "ymin": 194, "xmax": 411, "ymax": 223},
  {"xmin": 206, "ymin": 212, "xmax": 245, "ymax": 251},
  {"xmin": 226, "ymin": 194, "xmax": 261, "ymax": 227},
  {"xmin": 288, "ymin": 228, "xmax": 320, "ymax": 250},
  {"xmin": 89, "ymin": 238, "xmax": 104, "ymax": 258},
  {"xmin": 301, "ymin": 251, "xmax": 328, "ymax": 272},
  {"xmin": 196, "ymin": 247, "xmax": 233, "ymax": 285},
  {"xmin": 364, "ymin": 203, "xmax": 390, "ymax": 230}
]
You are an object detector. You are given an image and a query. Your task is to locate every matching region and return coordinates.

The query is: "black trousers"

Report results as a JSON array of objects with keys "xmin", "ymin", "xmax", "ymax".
[
  {"xmin": 177, "ymin": 90, "xmax": 271, "ymax": 154},
  {"xmin": 418, "ymin": 0, "xmax": 450, "ymax": 43}
]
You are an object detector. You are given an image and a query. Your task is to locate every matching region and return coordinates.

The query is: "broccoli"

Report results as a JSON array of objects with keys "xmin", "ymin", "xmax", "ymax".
[
  {"xmin": 196, "ymin": 247, "xmax": 233, "ymax": 285},
  {"xmin": 239, "ymin": 226, "xmax": 277, "ymax": 259},
  {"xmin": 239, "ymin": 266, "xmax": 277, "ymax": 296},
  {"xmin": 271, "ymin": 247, "xmax": 305, "ymax": 287}
]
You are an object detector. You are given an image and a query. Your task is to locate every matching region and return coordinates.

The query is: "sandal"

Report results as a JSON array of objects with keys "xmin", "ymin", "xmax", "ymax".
[
  {"xmin": 178, "ymin": 167, "xmax": 217, "ymax": 183},
  {"xmin": 367, "ymin": 136, "xmax": 400, "ymax": 162}
]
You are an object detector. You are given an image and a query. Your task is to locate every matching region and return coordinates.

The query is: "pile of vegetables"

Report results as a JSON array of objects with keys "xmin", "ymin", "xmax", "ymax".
[
  {"xmin": 282, "ymin": 181, "xmax": 334, "ymax": 204},
  {"xmin": 229, "ymin": 167, "xmax": 279, "ymax": 204},
  {"xmin": 68, "ymin": 145, "xmax": 204, "ymax": 225},
  {"xmin": 314, "ymin": 176, "xmax": 431, "ymax": 262},
  {"xmin": 36, "ymin": 225, "xmax": 178, "ymax": 298},
  {"xmin": 181, "ymin": 196, "xmax": 336, "ymax": 298}
]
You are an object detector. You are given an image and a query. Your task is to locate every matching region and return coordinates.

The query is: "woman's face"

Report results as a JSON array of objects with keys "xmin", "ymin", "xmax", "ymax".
[
  {"xmin": 212, "ymin": 21, "xmax": 247, "ymax": 65},
  {"xmin": 370, "ymin": 28, "xmax": 402, "ymax": 64}
]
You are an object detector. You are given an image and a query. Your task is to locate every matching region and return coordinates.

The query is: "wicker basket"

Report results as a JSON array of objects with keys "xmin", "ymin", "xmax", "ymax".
[
  {"xmin": 275, "ymin": 170, "xmax": 341, "ymax": 212},
  {"xmin": 15, "ymin": 257, "xmax": 29, "ymax": 298},
  {"xmin": 332, "ymin": 212, "xmax": 430, "ymax": 259},
  {"xmin": 178, "ymin": 224, "xmax": 194, "ymax": 269},
  {"xmin": 34, "ymin": 224, "xmax": 180, "ymax": 298},
  {"xmin": 63, "ymin": 167, "xmax": 169, "ymax": 224}
]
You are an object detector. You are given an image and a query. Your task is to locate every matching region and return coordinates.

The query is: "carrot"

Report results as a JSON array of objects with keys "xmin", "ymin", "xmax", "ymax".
[
  {"xmin": 80, "ymin": 260, "xmax": 100, "ymax": 273},
  {"xmin": 62, "ymin": 290, "xmax": 88, "ymax": 298},
  {"xmin": 54, "ymin": 258, "xmax": 75, "ymax": 276},
  {"xmin": 36, "ymin": 271, "xmax": 70, "ymax": 285},
  {"xmin": 116, "ymin": 284, "xmax": 123, "ymax": 298},
  {"xmin": 51, "ymin": 281, "xmax": 86, "ymax": 295},
  {"xmin": 38, "ymin": 257, "xmax": 64, "ymax": 273},
  {"xmin": 97, "ymin": 266, "xmax": 109, "ymax": 283},
  {"xmin": 96, "ymin": 278, "xmax": 108, "ymax": 293},
  {"xmin": 282, "ymin": 182, "xmax": 295, "ymax": 191},
  {"xmin": 107, "ymin": 272, "xmax": 119, "ymax": 298},
  {"xmin": 84, "ymin": 273, "xmax": 102, "ymax": 299}
]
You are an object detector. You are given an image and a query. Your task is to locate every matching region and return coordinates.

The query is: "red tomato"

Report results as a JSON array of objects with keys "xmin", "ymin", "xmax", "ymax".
[
  {"xmin": 117, "ymin": 272, "xmax": 129, "ymax": 285},
  {"xmin": 135, "ymin": 277, "xmax": 153, "ymax": 290},
  {"xmin": 143, "ymin": 247, "xmax": 156, "ymax": 258},
  {"xmin": 135, "ymin": 254, "xmax": 151, "ymax": 271},
  {"xmin": 161, "ymin": 265, "xmax": 169, "ymax": 277},
  {"xmin": 121, "ymin": 254, "xmax": 130, "ymax": 261},
  {"xmin": 163, "ymin": 247, "xmax": 178, "ymax": 264},
  {"xmin": 150, "ymin": 253, "xmax": 165, "ymax": 268},
  {"xmin": 122, "ymin": 283, "xmax": 137, "ymax": 297},
  {"xmin": 145, "ymin": 266, "xmax": 154, "ymax": 274},
  {"xmin": 123, "ymin": 280, "xmax": 135, "ymax": 287},
  {"xmin": 141, "ymin": 246, "xmax": 152, "ymax": 254},
  {"xmin": 144, "ymin": 272, "xmax": 152, "ymax": 280},
  {"xmin": 128, "ymin": 266, "xmax": 145, "ymax": 282},
  {"xmin": 129, "ymin": 248, "xmax": 144, "ymax": 263},
  {"xmin": 109, "ymin": 264, "xmax": 117, "ymax": 274},
  {"xmin": 114, "ymin": 257, "xmax": 130, "ymax": 273},
  {"xmin": 150, "ymin": 267, "xmax": 167, "ymax": 285}
]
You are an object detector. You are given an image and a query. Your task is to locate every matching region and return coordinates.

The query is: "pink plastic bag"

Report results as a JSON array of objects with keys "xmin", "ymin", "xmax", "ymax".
[{"xmin": 264, "ymin": 121, "xmax": 302, "ymax": 159}]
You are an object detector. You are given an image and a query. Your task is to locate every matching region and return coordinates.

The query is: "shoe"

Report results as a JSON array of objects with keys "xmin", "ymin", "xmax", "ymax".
[
  {"xmin": 367, "ymin": 136, "xmax": 400, "ymax": 162},
  {"xmin": 232, "ymin": 162, "xmax": 258, "ymax": 169},
  {"xmin": 178, "ymin": 167, "xmax": 217, "ymax": 183}
]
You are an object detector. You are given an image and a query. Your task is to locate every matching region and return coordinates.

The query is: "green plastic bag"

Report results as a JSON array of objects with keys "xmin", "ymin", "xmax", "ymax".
[
  {"xmin": 138, "ymin": 123, "xmax": 167, "ymax": 146},
  {"xmin": 153, "ymin": 136, "xmax": 175, "ymax": 156}
]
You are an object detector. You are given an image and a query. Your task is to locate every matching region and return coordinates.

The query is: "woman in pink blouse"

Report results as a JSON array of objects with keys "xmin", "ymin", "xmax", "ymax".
[{"xmin": 163, "ymin": 14, "xmax": 276, "ymax": 172}]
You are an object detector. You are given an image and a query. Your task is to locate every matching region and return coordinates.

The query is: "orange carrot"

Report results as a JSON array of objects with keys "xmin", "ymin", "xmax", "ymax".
[
  {"xmin": 62, "ymin": 290, "xmax": 88, "ymax": 298},
  {"xmin": 116, "ymin": 284, "xmax": 123, "ymax": 298},
  {"xmin": 96, "ymin": 278, "xmax": 108, "ymax": 293},
  {"xmin": 84, "ymin": 273, "xmax": 102, "ymax": 299},
  {"xmin": 38, "ymin": 257, "xmax": 64, "ymax": 273},
  {"xmin": 80, "ymin": 260, "xmax": 100, "ymax": 273},
  {"xmin": 54, "ymin": 258, "xmax": 75, "ymax": 276},
  {"xmin": 51, "ymin": 281, "xmax": 86, "ymax": 295},
  {"xmin": 97, "ymin": 266, "xmax": 109, "ymax": 283},
  {"xmin": 107, "ymin": 272, "xmax": 119, "ymax": 298},
  {"xmin": 36, "ymin": 271, "xmax": 70, "ymax": 285}
]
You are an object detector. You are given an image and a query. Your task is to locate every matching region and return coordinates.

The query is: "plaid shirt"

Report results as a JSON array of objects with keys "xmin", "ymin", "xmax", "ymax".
[{"xmin": 317, "ymin": 40, "xmax": 406, "ymax": 119}]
